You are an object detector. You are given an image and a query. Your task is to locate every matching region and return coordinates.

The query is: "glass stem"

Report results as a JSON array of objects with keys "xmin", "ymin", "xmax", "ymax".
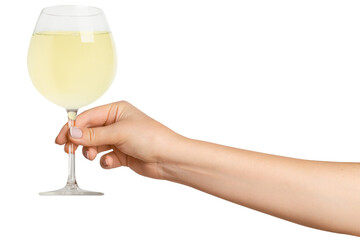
[{"xmin": 66, "ymin": 109, "xmax": 78, "ymax": 185}]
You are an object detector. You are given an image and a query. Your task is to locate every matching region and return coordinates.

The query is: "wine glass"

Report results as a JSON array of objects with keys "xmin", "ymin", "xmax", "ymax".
[{"xmin": 27, "ymin": 5, "xmax": 117, "ymax": 195}]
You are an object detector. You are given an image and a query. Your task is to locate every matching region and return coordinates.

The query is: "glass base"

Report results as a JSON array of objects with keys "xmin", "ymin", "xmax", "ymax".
[{"xmin": 39, "ymin": 182, "xmax": 104, "ymax": 196}]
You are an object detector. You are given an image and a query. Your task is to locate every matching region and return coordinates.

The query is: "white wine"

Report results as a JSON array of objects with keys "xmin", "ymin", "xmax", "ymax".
[{"xmin": 28, "ymin": 31, "xmax": 116, "ymax": 109}]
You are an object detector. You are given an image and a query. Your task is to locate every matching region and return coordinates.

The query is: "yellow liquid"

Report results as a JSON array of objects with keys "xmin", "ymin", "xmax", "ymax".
[{"xmin": 28, "ymin": 31, "xmax": 116, "ymax": 109}]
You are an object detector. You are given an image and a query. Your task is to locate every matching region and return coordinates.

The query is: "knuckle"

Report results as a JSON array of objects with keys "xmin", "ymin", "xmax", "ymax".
[
  {"xmin": 116, "ymin": 151, "xmax": 127, "ymax": 167},
  {"xmin": 118, "ymin": 100, "xmax": 132, "ymax": 111},
  {"xmin": 124, "ymin": 154, "xmax": 129, "ymax": 167},
  {"xmin": 87, "ymin": 128, "xmax": 96, "ymax": 145},
  {"xmin": 118, "ymin": 100, "xmax": 129, "ymax": 106},
  {"xmin": 114, "ymin": 101, "xmax": 130, "ymax": 121}
]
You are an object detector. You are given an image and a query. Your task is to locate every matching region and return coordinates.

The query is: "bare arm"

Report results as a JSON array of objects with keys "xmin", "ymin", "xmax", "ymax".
[
  {"xmin": 161, "ymin": 138, "xmax": 360, "ymax": 236},
  {"xmin": 56, "ymin": 101, "xmax": 360, "ymax": 236}
]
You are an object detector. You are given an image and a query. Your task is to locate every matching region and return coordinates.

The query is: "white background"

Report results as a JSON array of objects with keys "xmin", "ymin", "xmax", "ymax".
[{"xmin": 0, "ymin": 0, "xmax": 359, "ymax": 239}]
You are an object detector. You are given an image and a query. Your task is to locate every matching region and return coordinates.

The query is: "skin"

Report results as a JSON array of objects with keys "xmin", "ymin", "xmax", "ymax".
[{"xmin": 56, "ymin": 101, "xmax": 360, "ymax": 237}]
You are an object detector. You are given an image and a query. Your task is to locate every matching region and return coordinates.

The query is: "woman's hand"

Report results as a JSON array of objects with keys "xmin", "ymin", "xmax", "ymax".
[
  {"xmin": 56, "ymin": 100, "xmax": 360, "ymax": 236},
  {"xmin": 55, "ymin": 101, "xmax": 185, "ymax": 179}
]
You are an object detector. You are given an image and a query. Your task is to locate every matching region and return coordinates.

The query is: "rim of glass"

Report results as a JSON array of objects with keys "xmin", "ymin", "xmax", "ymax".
[{"xmin": 42, "ymin": 5, "xmax": 103, "ymax": 17}]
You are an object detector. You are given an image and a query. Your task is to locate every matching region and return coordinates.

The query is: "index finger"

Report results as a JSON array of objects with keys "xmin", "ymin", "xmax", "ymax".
[{"xmin": 76, "ymin": 101, "xmax": 129, "ymax": 127}]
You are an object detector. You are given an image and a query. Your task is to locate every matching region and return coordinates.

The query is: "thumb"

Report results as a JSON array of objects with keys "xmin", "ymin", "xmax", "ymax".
[{"xmin": 69, "ymin": 125, "xmax": 120, "ymax": 146}]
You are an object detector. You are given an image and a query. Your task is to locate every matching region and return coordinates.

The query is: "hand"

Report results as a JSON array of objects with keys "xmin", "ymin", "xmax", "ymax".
[
  {"xmin": 55, "ymin": 101, "xmax": 360, "ymax": 237},
  {"xmin": 55, "ymin": 101, "xmax": 184, "ymax": 179}
]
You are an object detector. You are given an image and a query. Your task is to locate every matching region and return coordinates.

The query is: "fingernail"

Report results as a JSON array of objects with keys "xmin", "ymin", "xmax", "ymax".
[
  {"xmin": 105, "ymin": 158, "xmax": 111, "ymax": 167},
  {"xmin": 70, "ymin": 127, "xmax": 82, "ymax": 139},
  {"xmin": 85, "ymin": 151, "xmax": 89, "ymax": 159},
  {"xmin": 101, "ymin": 158, "xmax": 108, "ymax": 168},
  {"xmin": 102, "ymin": 157, "xmax": 111, "ymax": 168}
]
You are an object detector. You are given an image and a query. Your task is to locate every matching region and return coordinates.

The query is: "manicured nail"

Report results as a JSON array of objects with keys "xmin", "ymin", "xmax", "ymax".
[
  {"xmin": 101, "ymin": 158, "xmax": 108, "ymax": 168},
  {"xmin": 105, "ymin": 158, "xmax": 111, "ymax": 167},
  {"xmin": 70, "ymin": 127, "xmax": 82, "ymax": 139}
]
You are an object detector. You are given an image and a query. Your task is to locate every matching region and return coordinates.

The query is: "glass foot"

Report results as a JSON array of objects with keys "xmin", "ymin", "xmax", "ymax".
[{"xmin": 39, "ymin": 182, "xmax": 103, "ymax": 196}]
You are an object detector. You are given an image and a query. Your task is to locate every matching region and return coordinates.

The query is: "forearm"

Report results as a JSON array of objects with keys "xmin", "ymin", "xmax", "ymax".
[{"xmin": 160, "ymin": 137, "xmax": 360, "ymax": 236}]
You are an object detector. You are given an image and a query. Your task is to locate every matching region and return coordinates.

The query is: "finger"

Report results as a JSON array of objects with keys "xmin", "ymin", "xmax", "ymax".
[
  {"xmin": 83, "ymin": 145, "xmax": 112, "ymax": 160},
  {"xmin": 100, "ymin": 151, "xmax": 127, "ymax": 169},
  {"xmin": 64, "ymin": 143, "xmax": 78, "ymax": 154},
  {"xmin": 55, "ymin": 101, "xmax": 130, "ymax": 145},
  {"xmin": 55, "ymin": 123, "xmax": 69, "ymax": 145},
  {"xmin": 68, "ymin": 124, "xmax": 122, "ymax": 147},
  {"xmin": 76, "ymin": 101, "xmax": 129, "ymax": 128}
]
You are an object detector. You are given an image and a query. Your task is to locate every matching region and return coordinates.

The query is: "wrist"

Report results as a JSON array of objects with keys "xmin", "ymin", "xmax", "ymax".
[{"xmin": 157, "ymin": 134, "xmax": 194, "ymax": 181}]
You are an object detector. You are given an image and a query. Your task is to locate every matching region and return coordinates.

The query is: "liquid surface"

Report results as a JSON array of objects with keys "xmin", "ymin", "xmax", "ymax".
[{"xmin": 28, "ymin": 31, "xmax": 116, "ymax": 109}]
